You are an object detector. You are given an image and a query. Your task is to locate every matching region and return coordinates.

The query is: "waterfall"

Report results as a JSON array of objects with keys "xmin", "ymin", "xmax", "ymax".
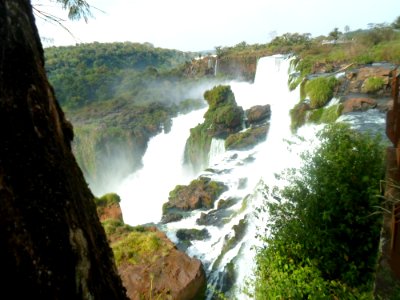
[
  {"xmin": 117, "ymin": 108, "xmax": 206, "ymax": 226},
  {"xmin": 116, "ymin": 55, "xmax": 328, "ymax": 298},
  {"xmin": 160, "ymin": 55, "xmax": 303, "ymax": 299},
  {"xmin": 214, "ymin": 59, "xmax": 218, "ymax": 77},
  {"xmin": 208, "ymin": 138, "xmax": 225, "ymax": 166}
]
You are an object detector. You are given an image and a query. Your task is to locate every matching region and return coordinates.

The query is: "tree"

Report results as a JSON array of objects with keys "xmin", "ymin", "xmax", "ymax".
[
  {"xmin": 254, "ymin": 123, "xmax": 385, "ymax": 297},
  {"xmin": 0, "ymin": 1, "xmax": 127, "ymax": 298},
  {"xmin": 328, "ymin": 27, "xmax": 342, "ymax": 41},
  {"xmin": 392, "ymin": 15, "xmax": 400, "ymax": 29}
]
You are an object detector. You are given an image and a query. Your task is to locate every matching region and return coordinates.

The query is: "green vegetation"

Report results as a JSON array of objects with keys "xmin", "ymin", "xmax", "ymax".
[
  {"xmin": 362, "ymin": 76, "xmax": 386, "ymax": 93},
  {"xmin": 113, "ymin": 229, "xmax": 174, "ymax": 266},
  {"xmin": 253, "ymin": 123, "xmax": 385, "ymax": 298},
  {"xmin": 305, "ymin": 76, "xmax": 338, "ymax": 108},
  {"xmin": 45, "ymin": 42, "xmax": 196, "ymax": 108},
  {"xmin": 289, "ymin": 102, "xmax": 309, "ymax": 132},
  {"xmin": 308, "ymin": 103, "xmax": 344, "ymax": 124},
  {"xmin": 94, "ymin": 193, "xmax": 121, "ymax": 207}
]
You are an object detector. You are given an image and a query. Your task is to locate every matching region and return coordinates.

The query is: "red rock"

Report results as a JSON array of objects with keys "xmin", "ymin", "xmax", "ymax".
[
  {"xmin": 118, "ymin": 229, "xmax": 206, "ymax": 300},
  {"xmin": 342, "ymin": 97, "xmax": 377, "ymax": 113}
]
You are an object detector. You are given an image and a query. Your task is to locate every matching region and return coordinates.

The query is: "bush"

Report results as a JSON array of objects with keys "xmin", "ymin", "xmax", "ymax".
[
  {"xmin": 253, "ymin": 123, "xmax": 385, "ymax": 298},
  {"xmin": 305, "ymin": 76, "xmax": 338, "ymax": 108},
  {"xmin": 362, "ymin": 76, "xmax": 386, "ymax": 93}
]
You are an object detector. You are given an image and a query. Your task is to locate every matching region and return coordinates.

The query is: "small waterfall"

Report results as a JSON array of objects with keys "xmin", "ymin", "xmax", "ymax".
[
  {"xmin": 214, "ymin": 59, "xmax": 218, "ymax": 77},
  {"xmin": 208, "ymin": 138, "xmax": 225, "ymax": 166}
]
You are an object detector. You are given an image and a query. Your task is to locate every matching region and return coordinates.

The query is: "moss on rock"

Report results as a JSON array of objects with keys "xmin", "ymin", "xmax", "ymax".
[{"xmin": 225, "ymin": 125, "xmax": 268, "ymax": 150}]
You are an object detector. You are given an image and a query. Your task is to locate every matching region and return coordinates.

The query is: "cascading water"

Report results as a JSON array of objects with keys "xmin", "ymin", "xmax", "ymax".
[
  {"xmin": 117, "ymin": 55, "xmax": 308, "ymax": 298},
  {"xmin": 117, "ymin": 108, "xmax": 206, "ymax": 226},
  {"xmin": 161, "ymin": 55, "xmax": 305, "ymax": 299}
]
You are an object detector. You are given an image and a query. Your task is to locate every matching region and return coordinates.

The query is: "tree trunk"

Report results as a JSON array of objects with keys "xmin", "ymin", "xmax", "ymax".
[{"xmin": 0, "ymin": 1, "xmax": 128, "ymax": 298}]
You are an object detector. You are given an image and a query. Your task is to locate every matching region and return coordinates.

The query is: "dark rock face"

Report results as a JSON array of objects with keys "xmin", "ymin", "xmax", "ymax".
[{"xmin": 0, "ymin": 2, "xmax": 127, "ymax": 299}]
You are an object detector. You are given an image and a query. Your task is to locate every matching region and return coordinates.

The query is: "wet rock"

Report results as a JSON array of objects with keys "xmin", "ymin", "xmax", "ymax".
[
  {"xmin": 217, "ymin": 197, "xmax": 241, "ymax": 210},
  {"xmin": 238, "ymin": 178, "xmax": 248, "ymax": 190},
  {"xmin": 196, "ymin": 209, "xmax": 233, "ymax": 227},
  {"xmin": 160, "ymin": 212, "xmax": 183, "ymax": 224},
  {"xmin": 212, "ymin": 218, "xmax": 248, "ymax": 270},
  {"xmin": 176, "ymin": 228, "xmax": 210, "ymax": 250},
  {"xmin": 176, "ymin": 228, "xmax": 210, "ymax": 241},
  {"xmin": 225, "ymin": 125, "xmax": 268, "ymax": 151},
  {"xmin": 245, "ymin": 104, "xmax": 271, "ymax": 126},
  {"xmin": 342, "ymin": 97, "xmax": 377, "ymax": 113},
  {"xmin": 163, "ymin": 177, "xmax": 228, "ymax": 214}
]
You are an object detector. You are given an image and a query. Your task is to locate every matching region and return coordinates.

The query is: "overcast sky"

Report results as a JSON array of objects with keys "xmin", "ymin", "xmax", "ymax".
[{"xmin": 33, "ymin": 0, "xmax": 400, "ymax": 52}]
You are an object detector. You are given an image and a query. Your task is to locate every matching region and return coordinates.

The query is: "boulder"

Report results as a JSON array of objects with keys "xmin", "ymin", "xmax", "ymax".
[
  {"xmin": 245, "ymin": 105, "xmax": 271, "ymax": 126},
  {"xmin": 163, "ymin": 177, "xmax": 228, "ymax": 214},
  {"xmin": 118, "ymin": 227, "xmax": 206, "ymax": 300},
  {"xmin": 342, "ymin": 97, "xmax": 377, "ymax": 113}
]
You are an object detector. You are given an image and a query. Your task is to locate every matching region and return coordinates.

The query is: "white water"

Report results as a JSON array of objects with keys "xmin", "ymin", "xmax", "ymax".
[
  {"xmin": 117, "ymin": 108, "xmax": 206, "ymax": 225},
  {"xmin": 161, "ymin": 55, "xmax": 308, "ymax": 299}
]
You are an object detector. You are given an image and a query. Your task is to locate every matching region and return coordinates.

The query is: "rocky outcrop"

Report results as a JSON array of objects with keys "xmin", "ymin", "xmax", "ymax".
[
  {"xmin": 341, "ymin": 97, "xmax": 377, "ymax": 113},
  {"xmin": 291, "ymin": 64, "xmax": 396, "ymax": 131},
  {"xmin": 343, "ymin": 65, "xmax": 393, "ymax": 95},
  {"xmin": 184, "ymin": 85, "xmax": 244, "ymax": 172},
  {"xmin": 118, "ymin": 228, "xmax": 206, "ymax": 300},
  {"xmin": 96, "ymin": 195, "xmax": 207, "ymax": 300},
  {"xmin": 162, "ymin": 177, "xmax": 227, "ymax": 223}
]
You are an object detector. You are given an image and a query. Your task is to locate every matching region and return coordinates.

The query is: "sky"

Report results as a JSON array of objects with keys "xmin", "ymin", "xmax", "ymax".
[{"xmin": 33, "ymin": 0, "xmax": 400, "ymax": 52}]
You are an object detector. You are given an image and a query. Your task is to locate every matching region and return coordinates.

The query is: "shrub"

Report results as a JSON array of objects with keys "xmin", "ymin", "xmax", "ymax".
[
  {"xmin": 204, "ymin": 85, "xmax": 235, "ymax": 110},
  {"xmin": 253, "ymin": 123, "xmax": 385, "ymax": 298},
  {"xmin": 305, "ymin": 76, "xmax": 338, "ymax": 108},
  {"xmin": 362, "ymin": 76, "xmax": 386, "ymax": 93},
  {"xmin": 94, "ymin": 193, "xmax": 121, "ymax": 207}
]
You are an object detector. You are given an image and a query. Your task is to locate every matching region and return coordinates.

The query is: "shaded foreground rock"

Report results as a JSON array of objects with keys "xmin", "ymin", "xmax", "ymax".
[
  {"xmin": 96, "ymin": 194, "xmax": 207, "ymax": 300},
  {"xmin": 0, "ymin": 3, "xmax": 127, "ymax": 298}
]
